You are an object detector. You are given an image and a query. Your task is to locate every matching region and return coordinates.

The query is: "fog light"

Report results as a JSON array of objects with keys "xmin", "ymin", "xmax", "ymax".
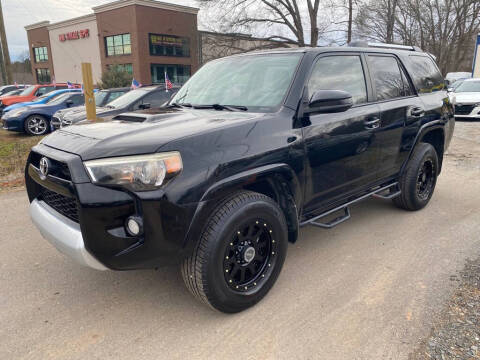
[{"xmin": 126, "ymin": 216, "xmax": 143, "ymax": 236}]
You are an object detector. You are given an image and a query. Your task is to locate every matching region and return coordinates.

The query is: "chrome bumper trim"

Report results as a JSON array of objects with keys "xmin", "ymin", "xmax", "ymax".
[{"xmin": 29, "ymin": 199, "xmax": 108, "ymax": 270}]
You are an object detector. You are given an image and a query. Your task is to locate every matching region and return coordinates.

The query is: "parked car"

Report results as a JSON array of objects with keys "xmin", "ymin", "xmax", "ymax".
[
  {"xmin": 2, "ymin": 88, "xmax": 81, "ymax": 114},
  {"xmin": 0, "ymin": 84, "xmax": 28, "ymax": 96},
  {"xmin": 0, "ymin": 88, "xmax": 24, "ymax": 97},
  {"xmin": 52, "ymin": 86, "xmax": 177, "ymax": 128},
  {"xmin": 2, "ymin": 92, "xmax": 85, "ymax": 135},
  {"xmin": 450, "ymin": 78, "xmax": 480, "ymax": 119},
  {"xmin": 445, "ymin": 72, "xmax": 471, "ymax": 85},
  {"xmin": 0, "ymin": 83, "xmax": 78, "ymax": 115},
  {"xmin": 51, "ymin": 87, "xmax": 130, "ymax": 129},
  {"xmin": 26, "ymin": 45, "xmax": 454, "ymax": 313}
]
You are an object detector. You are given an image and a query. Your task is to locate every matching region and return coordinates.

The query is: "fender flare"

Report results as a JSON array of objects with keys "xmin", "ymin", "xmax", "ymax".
[
  {"xmin": 400, "ymin": 120, "xmax": 445, "ymax": 175},
  {"xmin": 182, "ymin": 163, "xmax": 303, "ymax": 251}
]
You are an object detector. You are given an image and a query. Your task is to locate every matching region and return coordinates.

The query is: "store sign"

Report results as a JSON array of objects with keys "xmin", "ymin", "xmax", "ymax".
[
  {"xmin": 150, "ymin": 34, "xmax": 183, "ymax": 47},
  {"xmin": 59, "ymin": 29, "xmax": 90, "ymax": 42}
]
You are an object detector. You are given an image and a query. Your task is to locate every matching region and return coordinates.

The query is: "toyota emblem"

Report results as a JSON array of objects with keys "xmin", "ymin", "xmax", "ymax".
[{"xmin": 39, "ymin": 157, "xmax": 50, "ymax": 178}]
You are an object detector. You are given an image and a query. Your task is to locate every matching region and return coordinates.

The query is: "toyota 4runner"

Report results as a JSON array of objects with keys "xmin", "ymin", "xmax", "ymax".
[{"xmin": 26, "ymin": 44, "xmax": 454, "ymax": 313}]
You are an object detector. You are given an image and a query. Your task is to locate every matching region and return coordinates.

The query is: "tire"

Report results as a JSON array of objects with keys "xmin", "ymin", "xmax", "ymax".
[
  {"xmin": 181, "ymin": 191, "xmax": 288, "ymax": 313},
  {"xmin": 393, "ymin": 142, "xmax": 439, "ymax": 211},
  {"xmin": 24, "ymin": 114, "xmax": 49, "ymax": 136}
]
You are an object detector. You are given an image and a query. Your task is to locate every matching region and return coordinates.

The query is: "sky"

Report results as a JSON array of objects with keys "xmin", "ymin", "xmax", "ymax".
[{"xmin": 2, "ymin": 0, "xmax": 198, "ymax": 60}]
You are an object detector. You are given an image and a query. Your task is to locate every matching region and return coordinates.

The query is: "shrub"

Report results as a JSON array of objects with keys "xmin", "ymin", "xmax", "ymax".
[{"xmin": 99, "ymin": 66, "xmax": 131, "ymax": 89}]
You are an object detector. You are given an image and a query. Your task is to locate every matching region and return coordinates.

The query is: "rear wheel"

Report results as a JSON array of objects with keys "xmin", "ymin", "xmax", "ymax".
[
  {"xmin": 181, "ymin": 191, "xmax": 288, "ymax": 313},
  {"xmin": 24, "ymin": 115, "xmax": 49, "ymax": 136},
  {"xmin": 393, "ymin": 142, "xmax": 439, "ymax": 211}
]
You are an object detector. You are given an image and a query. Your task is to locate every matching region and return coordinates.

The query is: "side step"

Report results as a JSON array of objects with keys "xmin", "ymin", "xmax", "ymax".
[{"xmin": 300, "ymin": 182, "xmax": 400, "ymax": 229}]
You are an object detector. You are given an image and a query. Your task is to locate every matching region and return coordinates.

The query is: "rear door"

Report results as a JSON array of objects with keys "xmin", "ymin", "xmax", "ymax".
[
  {"xmin": 365, "ymin": 54, "xmax": 424, "ymax": 179},
  {"xmin": 302, "ymin": 53, "xmax": 382, "ymax": 214}
]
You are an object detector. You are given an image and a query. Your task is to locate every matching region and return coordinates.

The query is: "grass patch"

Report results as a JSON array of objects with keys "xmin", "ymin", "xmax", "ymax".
[{"xmin": 0, "ymin": 130, "xmax": 43, "ymax": 190}]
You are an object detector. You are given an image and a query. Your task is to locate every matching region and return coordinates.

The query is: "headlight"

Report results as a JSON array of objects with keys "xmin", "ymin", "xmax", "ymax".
[{"xmin": 84, "ymin": 152, "xmax": 182, "ymax": 191}]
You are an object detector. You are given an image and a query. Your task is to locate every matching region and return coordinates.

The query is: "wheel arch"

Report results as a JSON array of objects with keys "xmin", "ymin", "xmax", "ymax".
[
  {"xmin": 184, "ymin": 164, "xmax": 302, "ymax": 251},
  {"xmin": 402, "ymin": 122, "xmax": 445, "ymax": 175}
]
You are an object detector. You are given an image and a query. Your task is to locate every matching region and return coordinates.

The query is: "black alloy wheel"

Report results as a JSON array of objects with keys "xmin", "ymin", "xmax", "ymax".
[
  {"xmin": 182, "ymin": 191, "xmax": 288, "ymax": 313},
  {"xmin": 223, "ymin": 219, "xmax": 277, "ymax": 292},
  {"xmin": 393, "ymin": 142, "xmax": 439, "ymax": 211}
]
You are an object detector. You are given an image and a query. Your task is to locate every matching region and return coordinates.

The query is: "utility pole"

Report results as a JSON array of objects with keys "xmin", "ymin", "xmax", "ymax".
[{"xmin": 0, "ymin": 0, "xmax": 12, "ymax": 85}]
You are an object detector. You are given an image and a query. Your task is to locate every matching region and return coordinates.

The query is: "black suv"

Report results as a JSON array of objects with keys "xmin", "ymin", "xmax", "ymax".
[{"xmin": 26, "ymin": 45, "xmax": 454, "ymax": 313}]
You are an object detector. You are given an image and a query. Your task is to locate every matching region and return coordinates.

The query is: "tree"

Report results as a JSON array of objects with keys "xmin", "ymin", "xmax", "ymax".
[
  {"xmin": 99, "ymin": 66, "xmax": 131, "ymax": 89},
  {"xmin": 198, "ymin": 0, "xmax": 324, "ymax": 47}
]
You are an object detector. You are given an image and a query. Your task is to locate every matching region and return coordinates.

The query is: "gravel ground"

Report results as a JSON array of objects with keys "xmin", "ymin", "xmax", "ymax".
[
  {"xmin": 410, "ymin": 120, "xmax": 480, "ymax": 360},
  {"xmin": 411, "ymin": 258, "xmax": 480, "ymax": 360}
]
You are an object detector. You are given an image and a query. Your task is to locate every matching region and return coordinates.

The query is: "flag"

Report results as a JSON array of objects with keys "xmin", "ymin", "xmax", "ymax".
[
  {"xmin": 131, "ymin": 78, "xmax": 141, "ymax": 89},
  {"xmin": 165, "ymin": 72, "xmax": 173, "ymax": 92},
  {"xmin": 67, "ymin": 81, "xmax": 73, "ymax": 89},
  {"xmin": 14, "ymin": 81, "xmax": 18, "ymax": 88}
]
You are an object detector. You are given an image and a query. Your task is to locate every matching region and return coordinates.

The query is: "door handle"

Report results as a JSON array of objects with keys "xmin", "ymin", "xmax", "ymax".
[
  {"xmin": 409, "ymin": 107, "xmax": 425, "ymax": 117},
  {"xmin": 364, "ymin": 117, "xmax": 380, "ymax": 130}
]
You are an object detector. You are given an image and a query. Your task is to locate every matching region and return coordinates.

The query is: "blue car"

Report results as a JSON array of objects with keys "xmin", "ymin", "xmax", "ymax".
[
  {"xmin": 2, "ymin": 92, "xmax": 85, "ymax": 136},
  {"xmin": 2, "ymin": 88, "xmax": 81, "ymax": 114}
]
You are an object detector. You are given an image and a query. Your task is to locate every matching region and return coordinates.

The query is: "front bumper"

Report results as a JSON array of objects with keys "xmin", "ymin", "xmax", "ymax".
[
  {"xmin": 26, "ymin": 144, "xmax": 202, "ymax": 270},
  {"xmin": 2, "ymin": 115, "xmax": 25, "ymax": 132},
  {"xmin": 29, "ymin": 199, "xmax": 108, "ymax": 270}
]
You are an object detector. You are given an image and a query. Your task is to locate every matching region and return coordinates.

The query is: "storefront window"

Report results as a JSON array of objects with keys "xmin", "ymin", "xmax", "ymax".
[
  {"xmin": 34, "ymin": 47, "xmax": 48, "ymax": 62},
  {"xmin": 105, "ymin": 34, "xmax": 131, "ymax": 56},
  {"xmin": 149, "ymin": 34, "xmax": 190, "ymax": 57},
  {"xmin": 36, "ymin": 68, "xmax": 51, "ymax": 84},
  {"xmin": 151, "ymin": 64, "xmax": 191, "ymax": 85},
  {"xmin": 108, "ymin": 64, "xmax": 133, "ymax": 75}
]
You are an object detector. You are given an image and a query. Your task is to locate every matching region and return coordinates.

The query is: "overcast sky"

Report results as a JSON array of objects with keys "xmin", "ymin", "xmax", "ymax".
[{"xmin": 2, "ymin": 0, "xmax": 198, "ymax": 60}]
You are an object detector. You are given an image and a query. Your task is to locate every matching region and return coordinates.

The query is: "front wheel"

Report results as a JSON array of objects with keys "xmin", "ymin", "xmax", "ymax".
[
  {"xmin": 181, "ymin": 191, "xmax": 288, "ymax": 313},
  {"xmin": 393, "ymin": 142, "xmax": 439, "ymax": 211},
  {"xmin": 24, "ymin": 115, "xmax": 49, "ymax": 136}
]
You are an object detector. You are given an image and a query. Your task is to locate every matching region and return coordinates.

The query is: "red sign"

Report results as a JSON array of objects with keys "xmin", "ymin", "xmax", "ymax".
[{"xmin": 59, "ymin": 29, "xmax": 89, "ymax": 42}]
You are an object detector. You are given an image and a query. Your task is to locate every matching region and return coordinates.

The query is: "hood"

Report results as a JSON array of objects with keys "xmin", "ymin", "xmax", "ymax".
[
  {"xmin": 1, "ymin": 95, "xmax": 32, "ymax": 106},
  {"xmin": 452, "ymin": 92, "xmax": 480, "ymax": 105},
  {"xmin": 64, "ymin": 106, "xmax": 117, "ymax": 122},
  {"xmin": 41, "ymin": 108, "xmax": 263, "ymax": 160}
]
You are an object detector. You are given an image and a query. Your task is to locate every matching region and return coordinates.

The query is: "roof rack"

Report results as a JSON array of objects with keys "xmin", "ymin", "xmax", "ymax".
[{"xmin": 348, "ymin": 41, "xmax": 422, "ymax": 52}]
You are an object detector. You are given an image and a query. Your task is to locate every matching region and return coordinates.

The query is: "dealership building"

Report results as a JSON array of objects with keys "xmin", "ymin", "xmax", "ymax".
[{"xmin": 25, "ymin": 0, "xmax": 288, "ymax": 86}]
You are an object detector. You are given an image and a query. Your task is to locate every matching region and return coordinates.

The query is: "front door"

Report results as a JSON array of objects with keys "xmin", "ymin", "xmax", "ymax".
[{"xmin": 302, "ymin": 53, "xmax": 381, "ymax": 215}]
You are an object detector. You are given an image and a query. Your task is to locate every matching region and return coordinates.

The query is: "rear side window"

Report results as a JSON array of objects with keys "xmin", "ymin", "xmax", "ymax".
[
  {"xmin": 109, "ymin": 91, "xmax": 126, "ymax": 102},
  {"xmin": 69, "ymin": 94, "xmax": 84, "ymax": 106},
  {"xmin": 308, "ymin": 55, "xmax": 367, "ymax": 105},
  {"xmin": 368, "ymin": 56, "xmax": 404, "ymax": 101},
  {"xmin": 141, "ymin": 91, "xmax": 172, "ymax": 108},
  {"xmin": 408, "ymin": 56, "xmax": 444, "ymax": 93}
]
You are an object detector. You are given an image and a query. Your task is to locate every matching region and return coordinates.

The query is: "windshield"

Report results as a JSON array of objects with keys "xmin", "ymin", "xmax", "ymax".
[
  {"xmin": 19, "ymin": 85, "xmax": 36, "ymax": 96},
  {"xmin": 455, "ymin": 81, "xmax": 480, "ymax": 93},
  {"xmin": 107, "ymin": 88, "xmax": 147, "ymax": 109},
  {"xmin": 170, "ymin": 53, "xmax": 302, "ymax": 111},
  {"xmin": 95, "ymin": 91, "xmax": 109, "ymax": 105},
  {"xmin": 47, "ymin": 93, "xmax": 71, "ymax": 105}
]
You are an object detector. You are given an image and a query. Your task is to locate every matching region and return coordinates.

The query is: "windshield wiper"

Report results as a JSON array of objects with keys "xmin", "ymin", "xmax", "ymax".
[
  {"xmin": 168, "ymin": 102, "xmax": 192, "ymax": 108},
  {"xmin": 193, "ymin": 104, "xmax": 248, "ymax": 111}
]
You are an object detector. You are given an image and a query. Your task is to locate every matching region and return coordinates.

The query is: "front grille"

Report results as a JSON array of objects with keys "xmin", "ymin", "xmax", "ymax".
[
  {"xmin": 455, "ymin": 104, "xmax": 475, "ymax": 115},
  {"xmin": 30, "ymin": 152, "xmax": 72, "ymax": 181},
  {"xmin": 40, "ymin": 188, "xmax": 79, "ymax": 222}
]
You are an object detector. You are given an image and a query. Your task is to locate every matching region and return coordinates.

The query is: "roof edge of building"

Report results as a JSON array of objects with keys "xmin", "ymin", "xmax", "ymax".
[
  {"xmin": 93, "ymin": 0, "xmax": 199, "ymax": 15},
  {"xmin": 47, "ymin": 14, "xmax": 97, "ymax": 30},
  {"xmin": 25, "ymin": 21, "xmax": 50, "ymax": 31},
  {"xmin": 198, "ymin": 30, "xmax": 293, "ymax": 43}
]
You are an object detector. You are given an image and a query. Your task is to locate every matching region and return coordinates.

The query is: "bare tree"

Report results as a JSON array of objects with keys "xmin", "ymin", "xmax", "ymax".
[{"xmin": 198, "ymin": 0, "xmax": 324, "ymax": 46}]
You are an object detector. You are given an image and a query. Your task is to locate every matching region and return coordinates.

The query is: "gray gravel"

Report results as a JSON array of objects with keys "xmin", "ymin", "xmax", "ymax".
[{"xmin": 411, "ymin": 258, "xmax": 480, "ymax": 360}]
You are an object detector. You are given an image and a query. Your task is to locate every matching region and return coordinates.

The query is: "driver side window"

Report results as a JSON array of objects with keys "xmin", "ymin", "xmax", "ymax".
[{"xmin": 308, "ymin": 55, "xmax": 367, "ymax": 105}]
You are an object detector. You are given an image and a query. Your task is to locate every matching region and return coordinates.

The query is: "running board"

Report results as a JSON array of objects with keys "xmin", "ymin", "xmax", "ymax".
[{"xmin": 300, "ymin": 182, "xmax": 400, "ymax": 229}]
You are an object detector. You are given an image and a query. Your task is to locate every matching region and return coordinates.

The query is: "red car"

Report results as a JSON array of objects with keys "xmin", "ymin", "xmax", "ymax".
[{"xmin": 0, "ymin": 83, "xmax": 77, "ymax": 112}]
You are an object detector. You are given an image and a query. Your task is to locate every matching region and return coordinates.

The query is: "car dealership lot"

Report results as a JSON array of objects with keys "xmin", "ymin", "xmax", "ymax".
[{"xmin": 1, "ymin": 121, "xmax": 480, "ymax": 360}]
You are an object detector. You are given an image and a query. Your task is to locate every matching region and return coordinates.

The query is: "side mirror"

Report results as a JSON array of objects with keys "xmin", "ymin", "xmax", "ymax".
[
  {"xmin": 65, "ymin": 100, "xmax": 74, "ymax": 107},
  {"xmin": 306, "ymin": 90, "xmax": 353, "ymax": 114},
  {"xmin": 138, "ymin": 103, "xmax": 151, "ymax": 110}
]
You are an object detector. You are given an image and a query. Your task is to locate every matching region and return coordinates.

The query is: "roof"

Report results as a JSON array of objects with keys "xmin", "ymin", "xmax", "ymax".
[
  {"xmin": 99, "ymin": 87, "xmax": 131, "ymax": 92},
  {"xmin": 24, "ymin": 21, "xmax": 50, "ymax": 31},
  {"xmin": 93, "ymin": 0, "xmax": 199, "ymax": 15}
]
